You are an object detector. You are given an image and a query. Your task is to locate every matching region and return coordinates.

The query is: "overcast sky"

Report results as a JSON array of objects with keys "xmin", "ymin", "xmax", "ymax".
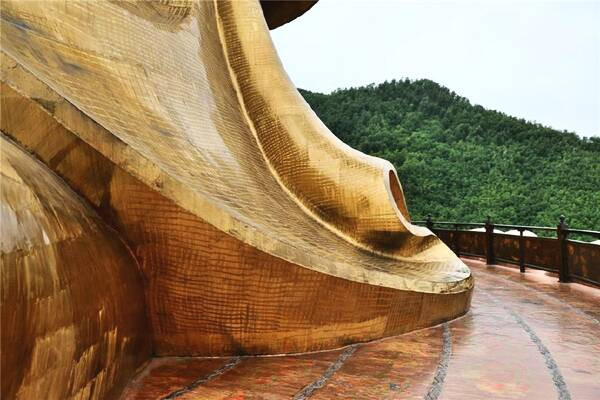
[{"xmin": 270, "ymin": 0, "xmax": 599, "ymax": 137}]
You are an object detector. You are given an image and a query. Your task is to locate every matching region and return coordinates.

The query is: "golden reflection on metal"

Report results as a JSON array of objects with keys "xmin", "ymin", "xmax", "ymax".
[
  {"xmin": 0, "ymin": 137, "xmax": 150, "ymax": 399},
  {"xmin": 1, "ymin": 0, "xmax": 472, "ymax": 396}
]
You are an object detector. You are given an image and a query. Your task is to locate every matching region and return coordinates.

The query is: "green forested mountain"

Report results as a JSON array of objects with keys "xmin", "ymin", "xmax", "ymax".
[{"xmin": 300, "ymin": 79, "xmax": 600, "ymax": 230}]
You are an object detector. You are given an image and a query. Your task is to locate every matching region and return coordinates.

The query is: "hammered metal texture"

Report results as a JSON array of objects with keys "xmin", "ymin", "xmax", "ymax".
[{"xmin": 1, "ymin": 0, "xmax": 472, "ymax": 358}]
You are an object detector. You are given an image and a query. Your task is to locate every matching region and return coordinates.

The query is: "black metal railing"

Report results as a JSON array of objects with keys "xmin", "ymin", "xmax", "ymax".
[{"xmin": 412, "ymin": 215, "xmax": 600, "ymax": 287}]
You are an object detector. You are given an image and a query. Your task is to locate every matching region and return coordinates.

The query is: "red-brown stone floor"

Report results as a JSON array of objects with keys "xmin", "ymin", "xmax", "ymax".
[{"xmin": 122, "ymin": 258, "xmax": 600, "ymax": 399}]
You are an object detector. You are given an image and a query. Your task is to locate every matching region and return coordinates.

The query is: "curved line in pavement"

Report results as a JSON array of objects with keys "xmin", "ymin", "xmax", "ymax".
[
  {"xmin": 481, "ymin": 292, "xmax": 572, "ymax": 400},
  {"xmin": 293, "ymin": 344, "xmax": 359, "ymax": 399},
  {"xmin": 423, "ymin": 323, "xmax": 452, "ymax": 400},
  {"xmin": 161, "ymin": 356, "xmax": 241, "ymax": 399}
]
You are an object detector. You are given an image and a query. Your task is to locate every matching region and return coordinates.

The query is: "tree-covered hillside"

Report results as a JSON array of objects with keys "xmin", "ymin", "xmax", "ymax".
[{"xmin": 300, "ymin": 80, "xmax": 600, "ymax": 230}]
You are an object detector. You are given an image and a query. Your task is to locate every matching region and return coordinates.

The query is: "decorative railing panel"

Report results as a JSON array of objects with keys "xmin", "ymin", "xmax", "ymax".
[
  {"xmin": 494, "ymin": 234, "xmax": 521, "ymax": 266},
  {"xmin": 520, "ymin": 236, "xmax": 560, "ymax": 273},
  {"xmin": 568, "ymin": 241, "xmax": 600, "ymax": 286}
]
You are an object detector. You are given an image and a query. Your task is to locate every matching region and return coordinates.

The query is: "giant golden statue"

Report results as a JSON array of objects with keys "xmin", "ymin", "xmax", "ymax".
[{"xmin": 0, "ymin": 1, "xmax": 473, "ymax": 399}]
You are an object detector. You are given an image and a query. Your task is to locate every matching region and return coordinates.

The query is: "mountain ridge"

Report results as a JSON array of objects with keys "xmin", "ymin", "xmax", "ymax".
[{"xmin": 299, "ymin": 79, "xmax": 600, "ymax": 230}]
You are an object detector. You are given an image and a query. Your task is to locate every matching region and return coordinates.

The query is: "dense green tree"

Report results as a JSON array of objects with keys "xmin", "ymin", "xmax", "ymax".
[{"xmin": 300, "ymin": 79, "xmax": 600, "ymax": 232}]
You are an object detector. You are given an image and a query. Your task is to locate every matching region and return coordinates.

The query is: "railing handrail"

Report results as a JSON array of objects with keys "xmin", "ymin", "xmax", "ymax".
[
  {"xmin": 494, "ymin": 224, "xmax": 556, "ymax": 232},
  {"xmin": 566, "ymin": 229, "xmax": 600, "ymax": 238},
  {"xmin": 412, "ymin": 220, "xmax": 599, "ymax": 236},
  {"xmin": 412, "ymin": 220, "xmax": 482, "ymax": 227}
]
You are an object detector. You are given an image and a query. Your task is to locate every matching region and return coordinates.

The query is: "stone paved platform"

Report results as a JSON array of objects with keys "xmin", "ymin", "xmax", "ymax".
[{"xmin": 122, "ymin": 259, "xmax": 600, "ymax": 399}]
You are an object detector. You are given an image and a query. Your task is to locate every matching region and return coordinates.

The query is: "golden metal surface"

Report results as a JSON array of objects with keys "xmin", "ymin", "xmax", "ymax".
[
  {"xmin": 1, "ymin": 0, "xmax": 471, "ymax": 292},
  {"xmin": 1, "ymin": 0, "xmax": 472, "ymax": 361},
  {"xmin": 0, "ymin": 136, "xmax": 150, "ymax": 399},
  {"xmin": 1, "ymin": 69, "xmax": 472, "ymax": 358}
]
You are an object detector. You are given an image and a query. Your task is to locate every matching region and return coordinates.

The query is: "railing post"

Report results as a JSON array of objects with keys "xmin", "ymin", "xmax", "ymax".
[
  {"xmin": 426, "ymin": 214, "xmax": 434, "ymax": 232},
  {"xmin": 518, "ymin": 228, "xmax": 525, "ymax": 273},
  {"xmin": 454, "ymin": 223, "xmax": 460, "ymax": 256},
  {"xmin": 557, "ymin": 215, "xmax": 570, "ymax": 283},
  {"xmin": 485, "ymin": 216, "xmax": 495, "ymax": 265}
]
